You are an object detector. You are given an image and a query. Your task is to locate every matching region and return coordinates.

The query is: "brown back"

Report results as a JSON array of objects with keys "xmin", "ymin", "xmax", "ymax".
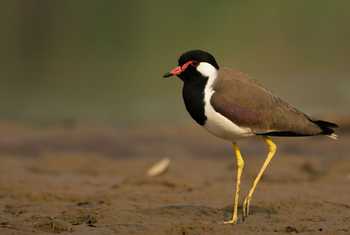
[{"xmin": 210, "ymin": 68, "xmax": 321, "ymax": 135}]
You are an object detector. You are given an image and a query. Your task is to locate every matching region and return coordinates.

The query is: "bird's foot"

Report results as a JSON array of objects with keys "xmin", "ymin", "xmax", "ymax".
[
  {"xmin": 242, "ymin": 195, "xmax": 251, "ymax": 220},
  {"xmin": 223, "ymin": 216, "xmax": 238, "ymax": 225}
]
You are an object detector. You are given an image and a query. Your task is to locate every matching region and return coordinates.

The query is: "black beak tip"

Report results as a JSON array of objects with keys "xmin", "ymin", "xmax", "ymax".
[{"xmin": 163, "ymin": 72, "xmax": 173, "ymax": 78}]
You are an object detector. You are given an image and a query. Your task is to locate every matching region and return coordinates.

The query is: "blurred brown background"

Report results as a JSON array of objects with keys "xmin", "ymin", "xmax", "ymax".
[{"xmin": 0, "ymin": 1, "xmax": 349, "ymax": 126}]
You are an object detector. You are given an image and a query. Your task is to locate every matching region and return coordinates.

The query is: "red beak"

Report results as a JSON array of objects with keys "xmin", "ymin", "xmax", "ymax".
[
  {"xmin": 163, "ymin": 60, "xmax": 194, "ymax": 78},
  {"xmin": 163, "ymin": 66, "xmax": 182, "ymax": 78}
]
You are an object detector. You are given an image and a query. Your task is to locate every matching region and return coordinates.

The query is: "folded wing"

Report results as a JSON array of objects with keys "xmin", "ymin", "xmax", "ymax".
[{"xmin": 210, "ymin": 68, "xmax": 336, "ymax": 136}]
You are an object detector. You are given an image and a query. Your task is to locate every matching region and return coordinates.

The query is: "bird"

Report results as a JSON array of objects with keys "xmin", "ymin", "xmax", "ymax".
[{"xmin": 163, "ymin": 49, "xmax": 338, "ymax": 224}]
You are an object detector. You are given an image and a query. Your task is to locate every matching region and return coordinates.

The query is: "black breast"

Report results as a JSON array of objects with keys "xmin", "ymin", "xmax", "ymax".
[{"xmin": 182, "ymin": 77, "xmax": 208, "ymax": 126}]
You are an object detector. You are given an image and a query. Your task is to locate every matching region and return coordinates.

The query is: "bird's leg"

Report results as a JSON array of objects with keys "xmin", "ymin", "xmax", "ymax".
[
  {"xmin": 242, "ymin": 136, "xmax": 277, "ymax": 219},
  {"xmin": 224, "ymin": 143, "xmax": 245, "ymax": 224}
]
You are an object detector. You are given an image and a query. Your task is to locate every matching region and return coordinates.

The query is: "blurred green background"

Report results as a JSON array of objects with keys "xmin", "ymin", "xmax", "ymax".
[{"xmin": 1, "ymin": 1, "xmax": 349, "ymax": 127}]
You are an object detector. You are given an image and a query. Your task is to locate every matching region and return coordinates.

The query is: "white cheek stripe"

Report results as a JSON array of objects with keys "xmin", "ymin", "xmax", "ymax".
[{"xmin": 197, "ymin": 62, "xmax": 252, "ymax": 140}]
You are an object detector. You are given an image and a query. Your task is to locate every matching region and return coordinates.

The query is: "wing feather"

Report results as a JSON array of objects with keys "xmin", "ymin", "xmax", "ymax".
[{"xmin": 210, "ymin": 68, "xmax": 322, "ymax": 135}]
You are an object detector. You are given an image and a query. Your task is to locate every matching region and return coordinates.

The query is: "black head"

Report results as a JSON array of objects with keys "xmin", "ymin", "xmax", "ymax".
[
  {"xmin": 163, "ymin": 50, "xmax": 219, "ymax": 80},
  {"xmin": 178, "ymin": 50, "xmax": 219, "ymax": 70}
]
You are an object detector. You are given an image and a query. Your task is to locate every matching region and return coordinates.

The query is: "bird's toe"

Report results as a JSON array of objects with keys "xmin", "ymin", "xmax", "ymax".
[
  {"xmin": 242, "ymin": 196, "xmax": 252, "ymax": 219},
  {"xmin": 223, "ymin": 217, "xmax": 238, "ymax": 225}
]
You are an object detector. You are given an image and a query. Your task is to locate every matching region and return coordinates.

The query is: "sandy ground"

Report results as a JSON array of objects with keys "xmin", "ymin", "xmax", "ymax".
[{"xmin": 0, "ymin": 121, "xmax": 349, "ymax": 235}]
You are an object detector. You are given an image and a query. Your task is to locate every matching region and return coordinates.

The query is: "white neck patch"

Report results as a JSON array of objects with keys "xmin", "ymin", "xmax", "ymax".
[{"xmin": 196, "ymin": 62, "xmax": 218, "ymax": 81}]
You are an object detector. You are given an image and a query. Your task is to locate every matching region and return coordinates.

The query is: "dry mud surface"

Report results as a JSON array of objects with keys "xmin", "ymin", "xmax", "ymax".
[{"xmin": 0, "ymin": 122, "xmax": 349, "ymax": 234}]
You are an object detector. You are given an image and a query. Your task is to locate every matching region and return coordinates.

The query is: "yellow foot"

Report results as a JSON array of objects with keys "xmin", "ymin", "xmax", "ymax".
[
  {"xmin": 223, "ymin": 216, "xmax": 238, "ymax": 224},
  {"xmin": 242, "ymin": 196, "xmax": 251, "ymax": 219}
]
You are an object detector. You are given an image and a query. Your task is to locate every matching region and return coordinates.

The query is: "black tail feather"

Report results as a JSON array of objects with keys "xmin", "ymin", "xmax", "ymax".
[{"xmin": 312, "ymin": 120, "xmax": 338, "ymax": 135}]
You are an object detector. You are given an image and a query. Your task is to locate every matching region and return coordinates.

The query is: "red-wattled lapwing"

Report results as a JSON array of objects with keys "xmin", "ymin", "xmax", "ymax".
[{"xmin": 163, "ymin": 49, "xmax": 338, "ymax": 224}]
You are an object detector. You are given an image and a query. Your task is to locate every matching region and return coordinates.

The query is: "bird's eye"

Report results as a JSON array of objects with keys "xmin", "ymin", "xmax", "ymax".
[{"xmin": 191, "ymin": 60, "xmax": 199, "ymax": 67}]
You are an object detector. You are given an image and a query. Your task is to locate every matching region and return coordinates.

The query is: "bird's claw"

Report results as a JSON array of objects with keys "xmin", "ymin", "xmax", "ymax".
[
  {"xmin": 242, "ymin": 195, "xmax": 251, "ymax": 220},
  {"xmin": 223, "ymin": 216, "xmax": 238, "ymax": 225}
]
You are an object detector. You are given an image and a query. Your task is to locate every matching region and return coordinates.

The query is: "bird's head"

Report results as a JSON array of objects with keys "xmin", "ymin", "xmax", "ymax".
[{"xmin": 163, "ymin": 50, "xmax": 220, "ymax": 81}]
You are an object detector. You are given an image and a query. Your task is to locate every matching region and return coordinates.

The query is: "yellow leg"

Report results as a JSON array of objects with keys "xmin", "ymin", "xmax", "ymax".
[
  {"xmin": 224, "ymin": 143, "xmax": 245, "ymax": 224},
  {"xmin": 242, "ymin": 136, "xmax": 277, "ymax": 219}
]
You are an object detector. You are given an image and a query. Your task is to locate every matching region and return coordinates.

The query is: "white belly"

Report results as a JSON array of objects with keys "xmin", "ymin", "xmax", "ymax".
[{"xmin": 203, "ymin": 94, "xmax": 253, "ymax": 141}]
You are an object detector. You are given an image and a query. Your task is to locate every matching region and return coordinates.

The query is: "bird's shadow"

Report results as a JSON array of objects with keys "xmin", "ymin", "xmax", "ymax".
[
  {"xmin": 141, "ymin": 204, "xmax": 278, "ymax": 223},
  {"xmin": 222, "ymin": 205, "xmax": 278, "ymax": 220}
]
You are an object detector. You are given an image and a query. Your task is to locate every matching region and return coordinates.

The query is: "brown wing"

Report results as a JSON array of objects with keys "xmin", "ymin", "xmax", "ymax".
[{"xmin": 210, "ymin": 68, "xmax": 322, "ymax": 136}]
